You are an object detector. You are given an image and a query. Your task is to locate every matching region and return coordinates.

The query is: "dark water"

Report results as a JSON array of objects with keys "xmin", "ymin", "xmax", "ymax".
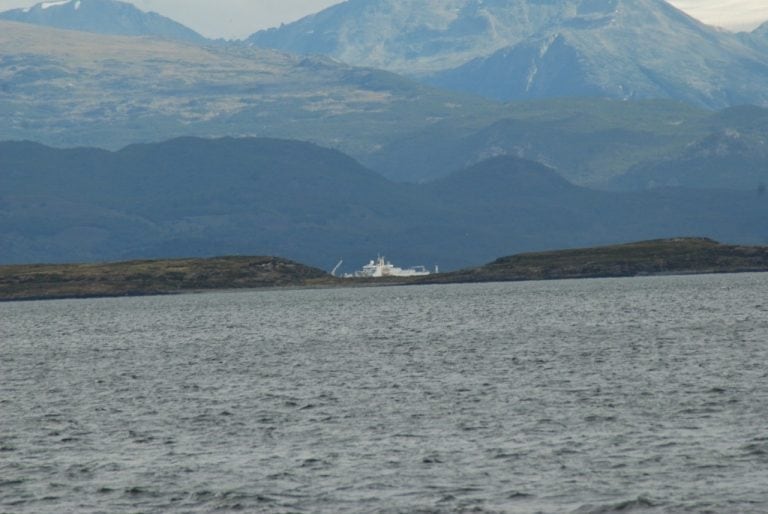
[{"xmin": 2, "ymin": 274, "xmax": 768, "ymax": 513}]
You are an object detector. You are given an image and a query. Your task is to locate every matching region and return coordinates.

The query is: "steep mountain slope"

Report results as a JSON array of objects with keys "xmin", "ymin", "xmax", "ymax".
[
  {"xmin": 248, "ymin": 0, "xmax": 768, "ymax": 108},
  {"xmin": 2, "ymin": 140, "xmax": 768, "ymax": 270},
  {"xmin": 427, "ymin": 0, "xmax": 768, "ymax": 107},
  {"xmin": 749, "ymin": 21, "xmax": 768, "ymax": 48},
  {"xmin": 248, "ymin": 0, "xmax": 566, "ymax": 75},
  {"xmin": 0, "ymin": 0, "xmax": 207, "ymax": 44}
]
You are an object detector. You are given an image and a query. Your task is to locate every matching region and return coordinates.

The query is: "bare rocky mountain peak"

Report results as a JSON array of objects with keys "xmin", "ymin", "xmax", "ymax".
[
  {"xmin": 0, "ymin": 0, "xmax": 207, "ymax": 44},
  {"xmin": 247, "ymin": 0, "xmax": 768, "ymax": 108}
]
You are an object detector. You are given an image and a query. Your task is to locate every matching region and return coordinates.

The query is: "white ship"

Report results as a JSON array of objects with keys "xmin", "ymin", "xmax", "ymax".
[{"xmin": 347, "ymin": 256, "xmax": 433, "ymax": 278}]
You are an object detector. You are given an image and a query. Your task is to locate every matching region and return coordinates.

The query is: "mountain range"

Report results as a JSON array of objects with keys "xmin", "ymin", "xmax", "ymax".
[
  {"xmin": 6, "ymin": 0, "xmax": 768, "ymax": 108},
  {"xmin": 2, "ymin": 18, "xmax": 768, "ymax": 190},
  {"xmin": 2, "ymin": 0, "xmax": 768, "ymax": 270},
  {"xmin": 369, "ymin": 99, "xmax": 768, "ymax": 188},
  {"xmin": 248, "ymin": 0, "xmax": 768, "ymax": 108},
  {"xmin": 2, "ymin": 137, "xmax": 767, "ymax": 271}
]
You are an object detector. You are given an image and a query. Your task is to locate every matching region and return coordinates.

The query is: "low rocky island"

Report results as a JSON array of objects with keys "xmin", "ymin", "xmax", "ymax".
[
  {"xmin": 419, "ymin": 238, "xmax": 768, "ymax": 284},
  {"xmin": 0, "ymin": 256, "xmax": 333, "ymax": 302},
  {"xmin": 2, "ymin": 238, "xmax": 768, "ymax": 302}
]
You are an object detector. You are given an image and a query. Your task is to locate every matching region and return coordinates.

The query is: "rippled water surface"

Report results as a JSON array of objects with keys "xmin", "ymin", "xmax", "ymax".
[{"xmin": 2, "ymin": 274, "xmax": 768, "ymax": 513}]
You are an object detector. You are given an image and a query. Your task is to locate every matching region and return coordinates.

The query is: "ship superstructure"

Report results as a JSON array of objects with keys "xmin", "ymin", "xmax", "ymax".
[{"xmin": 348, "ymin": 256, "xmax": 432, "ymax": 278}]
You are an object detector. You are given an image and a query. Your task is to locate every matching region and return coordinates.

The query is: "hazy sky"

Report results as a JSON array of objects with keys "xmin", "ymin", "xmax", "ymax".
[
  {"xmin": 0, "ymin": 0, "xmax": 766, "ymax": 39},
  {"xmin": 669, "ymin": 0, "xmax": 768, "ymax": 31}
]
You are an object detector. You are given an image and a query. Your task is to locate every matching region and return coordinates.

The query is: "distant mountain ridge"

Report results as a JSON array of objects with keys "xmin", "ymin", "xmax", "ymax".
[
  {"xmin": 608, "ymin": 127, "xmax": 768, "ymax": 191},
  {"xmin": 248, "ymin": 0, "xmax": 768, "ymax": 108},
  {"xmin": 0, "ymin": 0, "xmax": 207, "ymax": 44},
  {"xmin": 2, "ymin": 137, "xmax": 768, "ymax": 271}
]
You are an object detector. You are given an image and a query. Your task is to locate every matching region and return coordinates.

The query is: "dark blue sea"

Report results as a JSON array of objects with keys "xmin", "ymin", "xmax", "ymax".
[{"xmin": 2, "ymin": 274, "xmax": 768, "ymax": 513}]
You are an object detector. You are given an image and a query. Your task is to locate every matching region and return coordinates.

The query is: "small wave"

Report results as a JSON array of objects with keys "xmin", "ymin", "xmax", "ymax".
[
  {"xmin": 300, "ymin": 457, "xmax": 333, "ymax": 469},
  {"xmin": 266, "ymin": 472, "xmax": 294, "ymax": 480},
  {"xmin": 0, "ymin": 479, "xmax": 25, "ymax": 488},
  {"xmin": 123, "ymin": 486, "xmax": 161, "ymax": 498},
  {"xmin": 128, "ymin": 430, "xmax": 156, "ymax": 444},
  {"xmin": 425, "ymin": 485, "xmax": 485, "ymax": 497},
  {"xmin": 205, "ymin": 490, "xmax": 278, "ymax": 510},
  {"xmin": 741, "ymin": 441, "xmax": 768, "ymax": 457},
  {"xmin": 393, "ymin": 433, "xmax": 429, "ymax": 439},
  {"xmin": 573, "ymin": 496, "xmax": 658, "ymax": 513},
  {"xmin": 461, "ymin": 424, "xmax": 488, "ymax": 432},
  {"xmin": 491, "ymin": 451, "xmax": 526, "ymax": 460},
  {"xmin": 66, "ymin": 464, "xmax": 94, "ymax": 478},
  {"xmin": 584, "ymin": 415, "xmax": 618, "ymax": 423}
]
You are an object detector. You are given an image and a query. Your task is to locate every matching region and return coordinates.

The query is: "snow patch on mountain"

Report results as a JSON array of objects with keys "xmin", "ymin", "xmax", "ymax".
[{"xmin": 41, "ymin": 1, "xmax": 72, "ymax": 9}]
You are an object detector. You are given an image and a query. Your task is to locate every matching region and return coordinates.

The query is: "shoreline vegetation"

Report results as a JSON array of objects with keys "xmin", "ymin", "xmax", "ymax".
[{"xmin": 2, "ymin": 238, "xmax": 768, "ymax": 302}]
